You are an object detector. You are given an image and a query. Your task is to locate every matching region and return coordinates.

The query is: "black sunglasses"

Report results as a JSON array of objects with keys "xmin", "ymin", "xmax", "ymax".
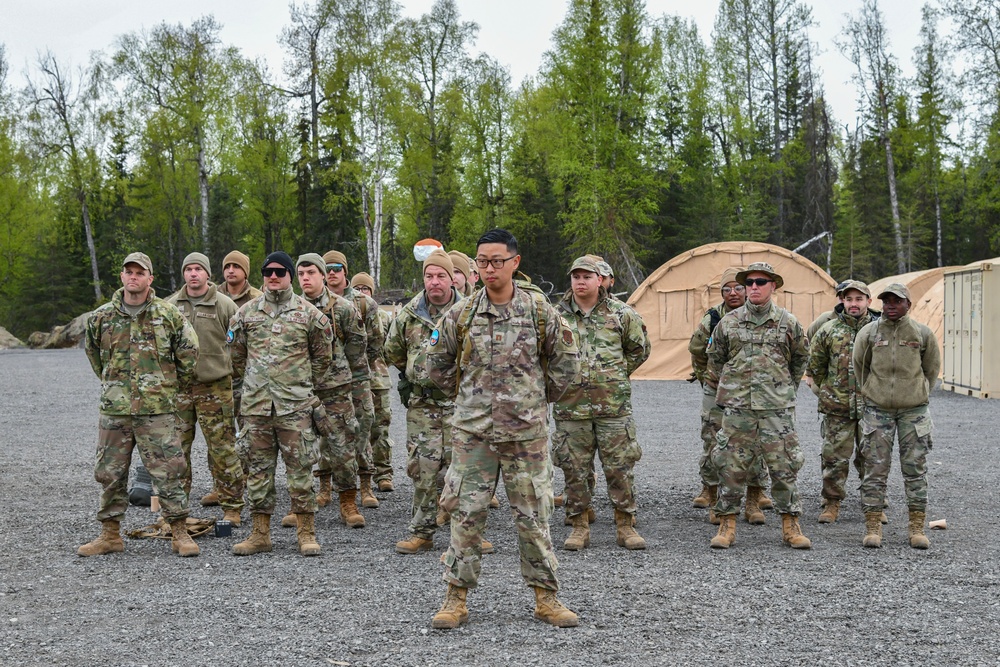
[
  {"xmin": 744, "ymin": 278, "xmax": 773, "ymax": 287},
  {"xmin": 262, "ymin": 267, "xmax": 288, "ymax": 278},
  {"xmin": 326, "ymin": 263, "xmax": 345, "ymax": 273}
]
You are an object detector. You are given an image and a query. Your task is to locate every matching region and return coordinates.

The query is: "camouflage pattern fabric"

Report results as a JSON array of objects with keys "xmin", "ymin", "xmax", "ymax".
[
  {"xmin": 807, "ymin": 309, "xmax": 873, "ymax": 419},
  {"xmin": 306, "ymin": 286, "xmax": 367, "ymax": 390},
  {"xmin": 807, "ymin": 309, "xmax": 837, "ymax": 342},
  {"xmin": 371, "ymin": 388, "xmax": 393, "ymax": 484},
  {"xmin": 689, "ymin": 301, "xmax": 734, "ymax": 384},
  {"xmin": 315, "ymin": 385, "xmax": 360, "ymax": 492},
  {"xmin": 384, "ymin": 289, "xmax": 460, "ymax": 399},
  {"xmin": 405, "ymin": 402, "xmax": 454, "ymax": 539},
  {"xmin": 552, "ymin": 416, "xmax": 640, "ymax": 515},
  {"xmin": 343, "ymin": 285, "xmax": 382, "ymax": 383},
  {"xmin": 351, "ymin": 381, "xmax": 376, "ymax": 476},
  {"xmin": 820, "ymin": 413, "xmax": 865, "ymax": 502},
  {"xmin": 440, "ymin": 431, "xmax": 559, "ymax": 591},
  {"xmin": 859, "ymin": 404, "xmax": 933, "ymax": 513},
  {"xmin": 244, "ymin": 409, "xmax": 319, "ymax": 514},
  {"xmin": 95, "ymin": 413, "xmax": 189, "ymax": 523},
  {"xmin": 698, "ymin": 390, "xmax": 769, "ymax": 488},
  {"xmin": 218, "ymin": 281, "xmax": 262, "ymax": 308}
]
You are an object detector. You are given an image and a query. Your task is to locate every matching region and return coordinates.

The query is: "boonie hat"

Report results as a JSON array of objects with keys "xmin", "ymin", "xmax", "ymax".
[
  {"xmin": 877, "ymin": 283, "xmax": 910, "ymax": 301},
  {"xmin": 837, "ymin": 280, "xmax": 871, "ymax": 298},
  {"xmin": 736, "ymin": 261, "xmax": 784, "ymax": 289},
  {"xmin": 123, "ymin": 252, "xmax": 153, "ymax": 273},
  {"xmin": 569, "ymin": 256, "xmax": 602, "ymax": 275}
]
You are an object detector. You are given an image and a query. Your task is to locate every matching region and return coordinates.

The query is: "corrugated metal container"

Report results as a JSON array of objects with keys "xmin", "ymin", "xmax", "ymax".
[{"xmin": 941, "ymin": 258, "xmax": 1000, "ymax": 399}]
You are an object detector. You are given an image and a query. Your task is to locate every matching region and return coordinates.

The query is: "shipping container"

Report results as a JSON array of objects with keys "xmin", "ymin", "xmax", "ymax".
[{"xmin": 941, "ymin": 259, "xmax": 1000, "ymax": 399}]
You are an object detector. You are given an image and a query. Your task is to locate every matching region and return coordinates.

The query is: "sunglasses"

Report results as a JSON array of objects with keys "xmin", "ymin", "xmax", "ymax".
[
  {"xmin": 744, "ymin": 278, "xmax": 773, "ymax": 287},
  {"xmin": 326, "ymin": 263, "xmax": 345, "ymax": 273},
  {"xmin": 262, "ymin": 267, "xmax": 288, "ymax": 278}
]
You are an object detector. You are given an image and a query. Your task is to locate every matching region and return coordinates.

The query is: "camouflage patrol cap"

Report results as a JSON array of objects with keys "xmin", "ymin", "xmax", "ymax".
[
  {"xmin": 837, "ymin": 279, "xmax": 871, "ymax": 298},
  {"xmin": 569, "ymin": 256, "xmax": 601, "ymax": 275},
  {"xmin": 835, "ymin": 280, "xmax": 851, "ymax": 293},
  {"xmin": 122, "ymin": 251, "xmax": 153, "ymax": 273},
  {"xmin": 736, "ymin": 261, "xmax": 783, "ymax": 289},
  {"xmin": 877, "ymin": 282, "xmax": 910, "ymax": 302},
  {"xmin": 596, "ymin": 261, "xmax": 614, "ymax": 277}
]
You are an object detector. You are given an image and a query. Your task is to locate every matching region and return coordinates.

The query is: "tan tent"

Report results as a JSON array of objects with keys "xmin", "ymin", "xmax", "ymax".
[
  {"xmin": 627, "ymin": 241, "xmax": 838, "ymax": 380},
  {"xmin": 868, "ymin": 266, "xmax": 962, "ymax": 363}
]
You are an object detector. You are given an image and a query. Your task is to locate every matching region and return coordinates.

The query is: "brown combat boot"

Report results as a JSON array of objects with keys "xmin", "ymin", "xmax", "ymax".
[
  {"xmin": 233, "ymin": 513, "xmax": 273, "ymax": 555},
  {"xmin": 758, "ymin": 490, "xmax": 774, "ymax": 510},
  {"xmin": 436, "ymin": 506, "xmax": 450, "ymax": 526},
  {"xmin": 818, "ymin": 500, "xmax": 840, "ymax": 524},
  {"xmin": 908, "ymin": 510, "xmax": 929, "ymax": 549},
  {"xmin": 359, "ymin": 474, "xmax": 379, "ymax": 509},
  {"xmin": 863, "ymin": 512, "xmax": 883, "ymax": 548},
  {"xmin": 77, "ymin": 519, "xmax": 124, "ymax": 557},
  {"xmin": 170, "ymin": 520, "xmax": 200, "ymax": 557},
  {"xmin": 396, "ymin": 535, "xmax": 434, "ymax": 554},
  {"xmin": 710, "ymin": 514, "xmax": 736, "ymax": 549},
  {"xmin": 431, "ymin": 584, "xmax": 469, "ymax": 629},
  {"xmin": 222, "ymin": 509, "xmax": 242, "ymax": 528},
  {"xmin": 707, "ymin": 486, "xmax": 720, "ymax": 525},
  {"xmin": 563, "ymin": 506, "xmax": 596, "ymax": 526},
  {"xmin": 780, "ymin": 514, "xmax": 811, "ymax": 549},
  {"xmin": 280, "ymin": 512, "xmax": 297, "ymax": 528},
  {"xmin": 614, "ymin": 509, "xmax": 646, "ymax": 550},
  {"xmin": 481, "ymin": 538, "xmax": 494, "ymax": 555},
  {"xmin": 553, "ymin": 494, "xmax": 564, "ymax": 507},
  {"xmin": 692, "ymin": 484, "xmax": 713, "ymax": 509},
  {"xmin": 377, "ymin": 478, "xmax": 394, "ymax": 492},
  {"xmin": 315, "ymin": 474, "xmax": 333, "ymax": 508},
  {"xmin": 744, "ymin": 487, "xmax": 766, "ymax": 525},
  {"xmin": 200, "ymin": 490, "xmax": 220, "ymax": 506},
  {"xmin": 563, "ymin": 514, "xmax": 590, "ymax": 551},
  {"xmin": 533, "ymin": 587, "xmax": 579, "ymax": 627},
  {"xmin": 339, "ymin": 490, "xmax": 365, "ymax": 528},
  {"xmin": 295, "ymin": 513, "xmax": 321, "ymax": 556}
]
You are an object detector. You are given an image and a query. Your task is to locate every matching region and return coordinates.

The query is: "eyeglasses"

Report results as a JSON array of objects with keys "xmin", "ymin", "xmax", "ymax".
[
  {"xmin": 474, "ymin": 255, "xmax": 517, "ymax": 269},
  {"xmin": 722, "ymin": 286, "xmax": 746, "ymax": 295},
  {"xmin": 744, "ymin": 278, "xmax": 773, "ymax": 287},
  {"xmin": 262, "ymin": 267, "xmax": 288, "ymax": 278},
  {"xmin": 326, "ymin": 263, "xmax": 345, "ymax": 273}
]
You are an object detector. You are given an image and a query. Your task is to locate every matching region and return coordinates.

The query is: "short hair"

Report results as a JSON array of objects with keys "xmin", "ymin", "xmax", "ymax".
[{"xmin": 477, "ymin": 228, "xmax": 518, "ymax": 254}]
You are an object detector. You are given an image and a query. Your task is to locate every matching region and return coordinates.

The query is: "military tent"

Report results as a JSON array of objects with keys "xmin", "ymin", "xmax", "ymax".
[{"xmin": 627, "ymin": 241, "xmax": 837, "ymax": 380}]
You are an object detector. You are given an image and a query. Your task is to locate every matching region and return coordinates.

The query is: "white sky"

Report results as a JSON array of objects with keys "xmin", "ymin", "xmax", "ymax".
[{"xmin": 4, "ymin": 0, "xmax": 926, "ymax": 128}]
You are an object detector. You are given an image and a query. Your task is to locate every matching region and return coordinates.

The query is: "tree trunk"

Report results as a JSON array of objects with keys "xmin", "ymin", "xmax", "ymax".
[
  {"xmin": 934, "ymin": 185, "xmax": 943, "ymax": 267},
  {"xmin": 881, "ymin": 126, "xmax": 905, "ymax": 273},
  {"xmin": 197, "ymin": 132, "xmax": 210, "ymax": 250},
  {"xmin": 80, "ymin": 194, "xmax": 102, "ymax": 302}
]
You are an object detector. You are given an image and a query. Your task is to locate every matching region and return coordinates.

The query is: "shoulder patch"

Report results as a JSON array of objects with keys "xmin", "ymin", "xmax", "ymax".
[
  {"xmin": 226, "ymin": 329, "xmax": 235, "ymax": 344},
  {"xmin": 430, "ymin": 329, "xmax": 440, "ymax": 346},
  {"xmin": 561, "ymin": 328, "xmax": 574, "ymax": 346}
]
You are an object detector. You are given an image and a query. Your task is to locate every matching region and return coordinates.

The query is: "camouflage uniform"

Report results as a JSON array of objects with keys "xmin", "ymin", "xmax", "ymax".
[
  {"xmin": 807, "ymin": 309, "xmax": 837, "ymax": 343},
  {"xmin": 218, "ymin": 281, "xmax": 263, "ymax": 417},
  {"xmin": 85, "ymin": 287, "xmax": 199, "ymax": 523},
  {"xmin": 385, "ymin": 289, "xmax": 460, "ymax": 539},
  {"xmin": 689, "ymin": 301, "xmax": 769, "ymax": 489},
  {"xmin": 806, "ymin": 306, "xmax": 875, "ymax": 502},
  {"xmin": 853, "ymin": 315, "xmax": 940, "ymax": 513},
  {"xmin": 426, "ymin": 285, "xmax": 580, "ymax": 591},
  {"xmin": 305, "ymin": 287, "xmax": 366, "ymax": 493},
  {"xmin": 707, "ymin": 300, "xmax": 809, "ymax": 516},
  {"xmin": 229, "ymin": 288, "xmax": 333, "ymax": 515},
  {"xmin": 168, "ymin": 283, "xmax": 245, "ymax": 511},
  {"xmin": 552, "ymin": 287, "xmax": 650, "ymax": 518},
  {"xmin": 371, "ymin": 307, "xmax": 395, "ymax": 486},
  {"xmin": 342, "ymin": 285, "xmax": 382, "ymax": 479}
]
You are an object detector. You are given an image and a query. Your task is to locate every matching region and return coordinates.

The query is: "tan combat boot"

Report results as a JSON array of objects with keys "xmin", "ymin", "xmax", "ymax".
[
  {"xmin": 396, "ymin": 535, "xmax": 435, "ymax": 554},
  {"xmin": 744, "ymin": 487, "xmax": 766, "ymax": 525},
  {"xmin": 818, "ymin": 500, "xmax": 840, "ymax": 524},
  {"xmin": 780, "ymin": 514, "xmax": 811, "ymax": 549},
  {"xmin": 481, "ymin": 538, "xmax": 494, "ymax": 555},
  {"xmin": 563, "ymin": 506, "xmax": 596, "ymax": 526},
  {"xmin": 359, "ymin": 474, "xmax": 379, "ymax": 509},
  {"xmin": 431, "ymin": 584, "xmax": 469, "ymax": 629},
  {"xmin": 315, "ymin": 474, "xmax": 333, "ymax": 508},
  {"xmin": 77, "ymin": 519, "xmax": 124, "ymax": 557},
  {"xmin": 489, "ymin": 494, "xmax": 500, "ymax": 509},
  {"xmin": 436, "ymin": 506, "xmax": 450, "ymax": 526},
  {"xmin": 563, "ymin": 514, "xmax": 590, "ymax": 551},
  {"xmin": 614, "ymin": 509, "xmax": 646, "ymax": 550},
  {"xmin": 280, "ymin": 512, "xmax": 297, "ymax": 528},
  {"xmin": 863, "ymin": 512, "xmax": 883, "ymax": 548},
  {"xmin": 710, "ymin": 514, "xmax": 736, "ymax": 549},
  {"xmin": 692, "ymin": 484, "xmax": 712, "ymax": 509},
  {"xmin": 707, "ymin": 486, "xmax": 720, "ymax": 525},
  {"xmin": 908, "ymin": 510, "xmax": 930, "ymax": 549},
  {"xmin": 222, "ymin": 509, "xmax": 242, "ymax": 528},
  {"xmin": 758, "ymin": 490, "xmax": 774, "ymax": 510},
  {"xmin": 532, "ymin": 587, "xmax": 579, "ymax": 627},
  {"xmin": 200, "ymin": 490, "xmax": 220, "ymax": 506},
  {"xmin": 553, "ymin": 494, "xmax": 564, "ymax": 507},
  {"xmin": 339, "ymin": 490, "xmax": 366, "ymax": 528},
  {"xmin": 295, "ymin": 513, "xmax": 321, "ymax": 556},
  {"xmin": 377, "ymin": 478, "xmax": 394, "ymax": 492},
  {"xmin": 170, "ymin": 520, "xmax": 201, "ymax": 557},
  {"xmin": 233, "ymin": 513, "xmax": 273, "ymax": 555}
]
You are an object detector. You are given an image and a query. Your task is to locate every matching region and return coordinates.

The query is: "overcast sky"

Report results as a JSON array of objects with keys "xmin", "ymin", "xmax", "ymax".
[{"xmin": 5, "ymin": 0, "xmax": 926, "ymax": 128}]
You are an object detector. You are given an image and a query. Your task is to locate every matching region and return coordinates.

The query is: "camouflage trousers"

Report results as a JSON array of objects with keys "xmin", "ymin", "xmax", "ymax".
[
  {"xmin": 94, "ymin": 413, "xmax": 189, "ymax": 523},
  {"xmin": 315, "ymin": 386, "xmax": 359, "ymax": 493},
  {"xmin": 244, "ymin": 408, "xmax": 319, "ymax": 515},
  {"xmin": 819, "ymin": 413, "xmax": 866, "ymax": 502},
  {"xmin": 176, "ymin": 377, "xmax": 245, "ymax": 511},
  {"xmin": 405, "ymin": 400, "xmax": 453, "ymax": 539},
  {"xmin": 440, "ymin": 429, "xmax": 559, "ymax": 591},
  {"xmin": 712, "ymin": 408, "xmax": 804, "ymax": 516},
  {"xmin": 859, "ymin": 404, "xmax": 933, "ymax": 513},
  {"xmin": 553, "ymin": 416, "xmax": 640, "ymax": 517},
  {"xmin": 371, "ymin": 388, "xmax": 394, "ymax": 484},
  {"xmin": 700, "ymin": 391, "xmax": 769, "ymax": 488},
  {"xmin": 350, "ymin": 381, "xmax": 376, "ymax": 477}
]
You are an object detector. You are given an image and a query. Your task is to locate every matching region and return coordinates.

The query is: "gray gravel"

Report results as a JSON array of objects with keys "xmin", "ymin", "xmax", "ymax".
[{"xmin": 1, "ymin": 348, "xmax": 998, "ymax": 666}]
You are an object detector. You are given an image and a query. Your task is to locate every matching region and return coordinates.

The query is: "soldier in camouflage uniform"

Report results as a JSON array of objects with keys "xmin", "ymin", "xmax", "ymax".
[
  {"xmin": 853, "ymin": 283, "xmax": 940, "ymax": 549},
  {"xmin": 228, "ymin": 251, "xmax": 334, "ymax": 557},
  {"xmin": 167, "ymin": 252, "xmax": 245, "ymax": 526},
  {"xmin": 806, "ymin": 281, "xmax": 849, "ymax": 344},
  {"xmin": 448, "ymin": 250, "xmax": 474, "ymax": 297},
  {"xmin": 554, "ymin": 256, "xmax": 650, "ymax": 552},
  {"xmin": 79, "ymin": 252, "xmax": 202, "ymax": 558},
  {"xmin": 324, "ymin": 249, "xmax": 383, "ymax": 510},
  {"xmin": 217, "ymin": 250, "xmax": 262, "ymax": 423},
  {"xmin": 425, "ymin": 229, "xmax": 581, "ymax": 630},
  {"xmin": 706, "ymin": 262, "xmax": 812, "ymax": 550},
  {"xmin": 806, "ymin": 280, "xmax": 876, "ymax": 524},
  {"xmin": 689, "ymin": 267, "xmax": 772, "ymax": 524}
]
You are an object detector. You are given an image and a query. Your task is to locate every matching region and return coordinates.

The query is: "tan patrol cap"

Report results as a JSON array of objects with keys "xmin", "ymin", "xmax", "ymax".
[
  {"xmin": 837, "ymin": 279, "xmax": 871, "ymax": 298},
  {"xmin": 737, "ymin": 261, "xmax": 783, "ymax": 289},
  {"xmin": 877, "ymin": 283, "xmax": 910, "ymax": 301},
  {"xmin": 569, "ymin": 256, "xmax": 602, "ymax": 275},
  {"xmin": 123, "ymin": 252, "xmax": 153, "ymax": 273}
]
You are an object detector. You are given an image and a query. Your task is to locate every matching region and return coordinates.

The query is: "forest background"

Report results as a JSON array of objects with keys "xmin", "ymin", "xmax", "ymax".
[{"xmin": 1, "ymin": 0, "xmax": 998, "ymax": 337}]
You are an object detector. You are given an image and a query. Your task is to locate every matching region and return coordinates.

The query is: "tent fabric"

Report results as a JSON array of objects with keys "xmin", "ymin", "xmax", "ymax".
[{"xmin": 626, "ymin": 241, "xmax": 838, "ymax": 380}]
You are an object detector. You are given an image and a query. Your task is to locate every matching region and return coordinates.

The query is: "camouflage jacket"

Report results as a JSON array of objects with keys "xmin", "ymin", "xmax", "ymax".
[
  {"xmin": 806, "ymin": 309, "xmax": 874, "ymax": 418},
  {"xmin": 807, "ymin": 308, "xmax": 837, "ymax": 343},
  {"xmin": 306, "ymin": 286, "xmax": 367, "ymax": 392},
  {"xmin": 228, "ymin": 287, "xmax": 334, "ymax": 417},
  {"xmin": 689, "ymin": 301, "xmax": 738, "ymax": 386},
  {"xmin": 339, "ymin": 286, "xmax": 385, "ymax": 387},
  {"xmin": 167, "ymin": 283, "xmax": 237, "ymax": 384},
  {"xmin": 853, "ymin": 315, "xmax": 941, "ymax": 410},
  {"xmin": 553, "ymin": 289, "xmax": 650, "ymax": 420},
  {"xmin": 218, "ymin": 281, "xmax": 263, "ymax": 308},
  {"xmin": 707, "ymin": 300, "xmax": 809, "ymax": 410},
  {"xmin": 85, "ymin": 287, "xmax": 199, "ymax": 416},
  {"xmin": 425, "ymin": 284, "xmax": 580, "ymax": 441},
  {"xmin": 372, "ymin": 307, "xmax": 393, "ymax": 389},
  {"xmin": 384, "ymin": 288, "xmax": 461, "ymax": 407}
]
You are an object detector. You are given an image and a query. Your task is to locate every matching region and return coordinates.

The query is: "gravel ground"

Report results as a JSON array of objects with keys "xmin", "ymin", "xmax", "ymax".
[{"xmin": 1, "ymin": 348, "xmax": 999, "ymax": 666}]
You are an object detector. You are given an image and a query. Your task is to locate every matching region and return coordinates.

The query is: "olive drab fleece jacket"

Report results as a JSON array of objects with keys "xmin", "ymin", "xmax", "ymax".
[
  {"xmin": 167, "ymin": 283, "xmax": 237, "ymax": 384},
  {"xmin": 853, "ymin": 314, "xmax": 941, "ymax": 410}
]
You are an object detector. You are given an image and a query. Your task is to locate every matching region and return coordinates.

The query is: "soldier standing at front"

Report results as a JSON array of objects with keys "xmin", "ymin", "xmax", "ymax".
[
  {"xmin": 706, "ymin": 262, "xmax": 811, "ymax": 550},
  {"xmin": 853, "ymin": 283, "xmax": 940, "ymax": 549},
  {"xmin": 228, "ymin": 251, "xmax": 334, "ymax": 557},
  {"xmin": 79, "ymin": 252, "xmax": 201, "ymax": 557}
]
